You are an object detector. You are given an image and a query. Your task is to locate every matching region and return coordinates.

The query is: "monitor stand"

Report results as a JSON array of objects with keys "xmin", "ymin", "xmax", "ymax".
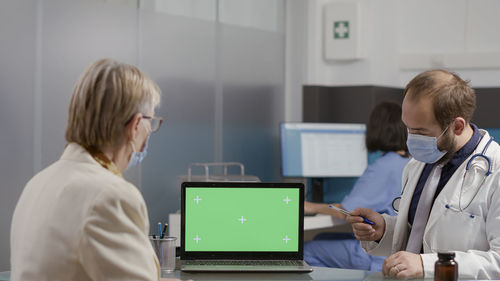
[{"xmin": 311, "ymin": 178, "xmax": 324, "ymax": 203}]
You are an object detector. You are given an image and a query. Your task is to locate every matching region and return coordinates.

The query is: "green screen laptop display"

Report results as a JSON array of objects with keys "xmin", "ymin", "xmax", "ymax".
[{"xmin": 184, "ymin": 186, "xmax": 300, "ymax": 252}]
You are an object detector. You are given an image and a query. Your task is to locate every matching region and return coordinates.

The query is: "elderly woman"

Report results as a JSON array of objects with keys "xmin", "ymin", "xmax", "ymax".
[{"xmin": 11, "ymin": 59, "xmax": 162, "ymax": 280}]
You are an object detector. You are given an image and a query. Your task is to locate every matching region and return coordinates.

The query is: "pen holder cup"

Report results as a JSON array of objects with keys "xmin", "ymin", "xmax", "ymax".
[{"xmin": 150, "ymin": 236, "xmax": 177, "ymax": 273}]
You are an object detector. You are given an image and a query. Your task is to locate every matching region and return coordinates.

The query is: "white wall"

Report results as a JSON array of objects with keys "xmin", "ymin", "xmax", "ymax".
[
  {"xmin": 0, "ymin": 0, "xmax": 36, "ymax": 273},
  {"xmin": 284, "ymin": 0, "xmax": 309, "ymax": 122},
  {"xmin": 285, "ymin": 0, "xmax": 500, "ymax": 122}
]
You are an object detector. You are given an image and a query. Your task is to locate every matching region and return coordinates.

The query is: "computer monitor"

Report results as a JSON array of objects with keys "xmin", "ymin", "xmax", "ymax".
[{"xmin": 280, "ymin": 123, "xmax": 367, "ymax": 178}]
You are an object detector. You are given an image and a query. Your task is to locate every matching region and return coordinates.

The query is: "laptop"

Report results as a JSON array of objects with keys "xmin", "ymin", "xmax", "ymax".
[{"xmin": 180, "ymin": 182, "xmax": 313, "ymax": 272}]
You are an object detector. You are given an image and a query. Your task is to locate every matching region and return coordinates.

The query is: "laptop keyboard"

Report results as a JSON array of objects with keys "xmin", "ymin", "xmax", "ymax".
[{"xmin": 185, "ymin": 260, "xmax": 304, "ymax": 266}]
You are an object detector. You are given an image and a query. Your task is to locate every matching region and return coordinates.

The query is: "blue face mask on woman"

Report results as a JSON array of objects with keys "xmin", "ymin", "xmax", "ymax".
[
  {"xmin": 126, "ymin": 121, "xmax": 151, "ymax": 170},
  {"xmin": 406, "ymin": 126, "xmax": 449, "ymax": 164},
  {"xmin": 127, "ymin": 134, "xmax": 150, "ymax": 170}
]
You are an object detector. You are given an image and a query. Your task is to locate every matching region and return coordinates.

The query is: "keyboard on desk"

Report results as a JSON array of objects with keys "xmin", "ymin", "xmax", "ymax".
[
  {"xmin": 185, "ymin": 260, "xmax": 305, "ymax": 266},
  {"xmin": 181, "ymin": 259, "xmax": 313, "ymax": 272}
]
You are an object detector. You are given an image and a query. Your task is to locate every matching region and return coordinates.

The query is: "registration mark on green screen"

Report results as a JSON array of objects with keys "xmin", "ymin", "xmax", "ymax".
[{"xmin": 185, "ymin": 188, "xmax": 299, "ymax": 252}]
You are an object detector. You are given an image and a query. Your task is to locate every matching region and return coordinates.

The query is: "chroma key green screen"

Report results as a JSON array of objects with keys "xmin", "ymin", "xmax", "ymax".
[{"xmin": 184, "ymin": 187, "xmax": 300, "ymax": 252}]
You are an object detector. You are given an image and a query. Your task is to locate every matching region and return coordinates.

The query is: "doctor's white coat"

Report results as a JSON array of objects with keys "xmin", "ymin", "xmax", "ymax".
[
  {"xmin": 10, "ymin": 143, "xmax": 160, "ymax": 281},
  {"xmin": 362, "ymin": 130, "xmax": 500, "ymax": 279}
]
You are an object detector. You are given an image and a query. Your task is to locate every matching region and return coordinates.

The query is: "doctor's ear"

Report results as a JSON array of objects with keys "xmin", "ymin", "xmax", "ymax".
[
  {"xmin": 451, "ymin": 117, "xmax": 466, "ymax": 135},
  {"xmin": 124, "ymin": 113, "xmax": 143, "ymax": 140}
]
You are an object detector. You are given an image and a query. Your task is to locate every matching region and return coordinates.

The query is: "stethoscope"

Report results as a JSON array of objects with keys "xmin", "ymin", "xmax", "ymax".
[{"xmin": 392, "ymin": 136, "xmax": 494, "ymax": 213}]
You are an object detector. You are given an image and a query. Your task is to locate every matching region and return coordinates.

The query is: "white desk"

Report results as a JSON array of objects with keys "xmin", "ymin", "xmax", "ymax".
[
  {"xmin": 304, "ymin": 214, "xmax": 347, "ymax": 230},
  {"xmin": 168, "ymin": 213, "xmax": 348, "ymax": 247},
  {"xmin": 0, "ymin": 269, "xmax": 400, "ymax": 281},
  {"xmin": 162, "ymin": 266, "xmax": 376, "ymax": 281}
]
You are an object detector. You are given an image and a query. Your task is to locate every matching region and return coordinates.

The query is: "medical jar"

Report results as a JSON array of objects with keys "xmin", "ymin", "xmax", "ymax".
[{"xmin": 434, "ymin": 252, "xmax": 458, "ymax": 281}]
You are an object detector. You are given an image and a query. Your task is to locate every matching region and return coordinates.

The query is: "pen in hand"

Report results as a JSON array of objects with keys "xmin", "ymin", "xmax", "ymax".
[{"xmin": 329, "ymin": 204, "xmax": 375, "ymax": 225}]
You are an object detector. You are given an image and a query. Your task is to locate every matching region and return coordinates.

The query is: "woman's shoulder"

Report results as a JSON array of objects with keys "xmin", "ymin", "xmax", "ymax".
[
  {"xmin": 88, "ymin": 170, "xmax": 143, "ymax": 205},
  {"xmin": 56, "ymin": 155, "xmax": 144, "ymax": 209},
  {"xmin": 76, "ymin": 171, "xmax": 147, "ymax": 220},
  {"xmin": 357, "ymin": 152, "xmax": 409, "ymax": 181},
  {"xmin": 370, "ymin": 151, "xmax": 410, "ymax": 168}
]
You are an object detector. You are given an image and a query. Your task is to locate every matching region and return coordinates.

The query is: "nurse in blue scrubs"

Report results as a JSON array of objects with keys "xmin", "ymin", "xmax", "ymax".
[{"xmin": 303, "ymin": 101, "xmax": 410, "ymax": 271}]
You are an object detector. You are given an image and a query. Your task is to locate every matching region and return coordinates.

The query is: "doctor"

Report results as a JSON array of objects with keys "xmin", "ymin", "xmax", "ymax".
[{"xmin": 346, "ymin": 69, "xmax": 500, "ymax": 279}]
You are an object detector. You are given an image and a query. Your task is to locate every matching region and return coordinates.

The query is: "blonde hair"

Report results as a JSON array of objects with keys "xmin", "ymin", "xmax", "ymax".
[{"xmin": 65, "ymin": 58, "xmax": 161, "ymax": 148}]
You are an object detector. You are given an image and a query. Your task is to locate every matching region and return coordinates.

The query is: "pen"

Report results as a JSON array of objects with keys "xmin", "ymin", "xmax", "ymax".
[
  {"xmin": 160, "ymin": 223, "xmax": 168, "ymax": 239},
  {"xmin": 329, "ymin": 204, "xmax": 375, "ymax": 225},
  {"xmin": 158, "ymin": 222, "xmax": 162, "ymax": 238}
]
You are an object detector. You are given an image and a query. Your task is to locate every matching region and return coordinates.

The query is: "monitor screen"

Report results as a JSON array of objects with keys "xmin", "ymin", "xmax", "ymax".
[
  {"xmin": 280, "ymin": 123, "xmax": 367, "ymax": 177},
  {"xmin": 183, "ymin": 186, "xmax": 300, "ymax": 252}
]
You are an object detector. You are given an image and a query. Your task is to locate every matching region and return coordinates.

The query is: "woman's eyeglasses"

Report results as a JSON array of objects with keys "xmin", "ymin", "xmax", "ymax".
[{"xmin": 142, "ymin": 115, "xmax": 163, "ymax": 133}]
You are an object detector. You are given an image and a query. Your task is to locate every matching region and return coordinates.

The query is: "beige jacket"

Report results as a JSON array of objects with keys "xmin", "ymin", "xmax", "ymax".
[{"xmin": 11, "ymin": 143, "xmax": 159, "ymax": 281}]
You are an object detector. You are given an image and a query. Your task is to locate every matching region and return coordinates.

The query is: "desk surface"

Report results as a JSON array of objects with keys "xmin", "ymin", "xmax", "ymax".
[
  {"xmin": 162, "ymin": 267, "xmax": 383, "ymax": 281},
  {"xmin": 304, "ymin": 214, "xmax": 347, "ymax": 230},
  {"xmin": 0, "ymin": 268, "xmax": 407, "ymax": 281}
]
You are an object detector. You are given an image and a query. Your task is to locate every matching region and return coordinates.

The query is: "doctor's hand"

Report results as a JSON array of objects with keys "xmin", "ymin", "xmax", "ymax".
[
  {"xmin": 382, "ymin": 251, "xmax": 424, "ymax": 279},
  {"xmin": 345, "ymin": 208, "xmax": 385, "ymax": 241}
]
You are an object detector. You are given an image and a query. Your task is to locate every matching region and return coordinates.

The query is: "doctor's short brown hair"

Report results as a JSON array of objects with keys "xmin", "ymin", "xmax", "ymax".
[
  {"xmin": 365, "ymin": 101, "xmax": 407, "ymax": 153},
  {"xmin": 65, "ymin": 58, "xmax": 161, "ymax": 149},
  {"xmin": 404, "ymin": 69, "xmax": 476, "ymax": 130}
]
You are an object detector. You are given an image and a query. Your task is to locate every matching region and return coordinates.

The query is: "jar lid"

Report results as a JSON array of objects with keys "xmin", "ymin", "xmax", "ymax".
[{"xmin": 438, "ymin": 252, "xmax": 455, "ymax": 259}]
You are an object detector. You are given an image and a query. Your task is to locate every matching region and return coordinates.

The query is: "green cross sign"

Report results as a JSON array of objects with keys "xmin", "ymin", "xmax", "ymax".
[{"xmin": 333, "ymin": 21, "xmax": 349, "ymax": 39}]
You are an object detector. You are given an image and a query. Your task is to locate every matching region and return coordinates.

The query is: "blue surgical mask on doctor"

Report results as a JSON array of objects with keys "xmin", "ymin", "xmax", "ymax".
[
  {"xmin": 406, "ymin": 126, "xmax": 450, "ymax": 164},
  {"xmin": 127, "ymin": 121, "xmax": 151, "ymax": 170}
]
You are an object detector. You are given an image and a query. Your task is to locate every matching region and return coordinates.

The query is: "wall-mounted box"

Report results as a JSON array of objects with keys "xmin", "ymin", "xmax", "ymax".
[{"xmin": 323, "ymin": 1, "xmax": 364, "ymax": 61}]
